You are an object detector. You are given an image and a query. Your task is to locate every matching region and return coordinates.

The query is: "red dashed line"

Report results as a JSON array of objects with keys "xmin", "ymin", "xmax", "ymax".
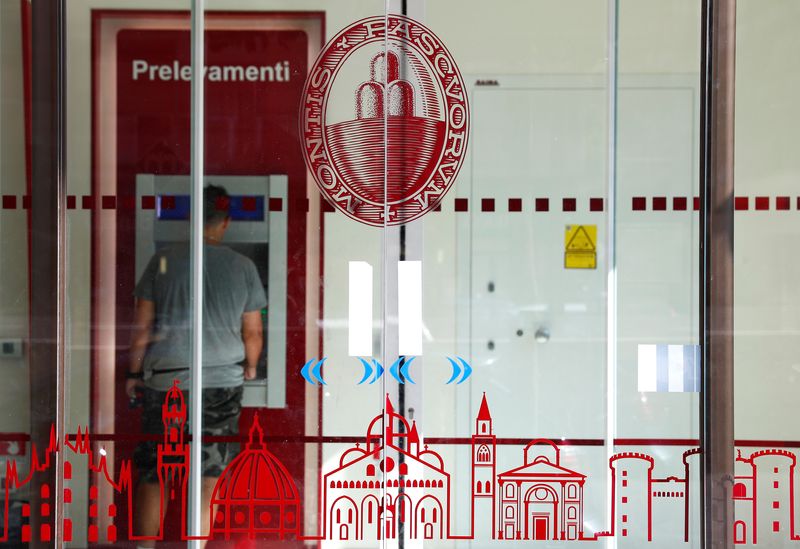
[
  {"xmin": 242, "ymin": 197, "xmax": 257, "ymax": 212},
  {"xmin": 734, "ymin": 196, "xmax": 749, "ymax": 210},
  {"xmin": 121, "ymin": 196, "xmax": 136, "ymax": 210},
  {"xmin": 161, "ymin": 195, "xmax": 175, "ymax": 210},
  {"xmin": 0, "ymin": 195, "xmax": 797, "ymax": 214}
]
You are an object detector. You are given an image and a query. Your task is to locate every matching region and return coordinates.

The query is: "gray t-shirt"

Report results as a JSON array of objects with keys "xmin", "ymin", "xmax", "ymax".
[{"xmin": 134, "ymin": 243, "xmax": 267, "ymax": 390}]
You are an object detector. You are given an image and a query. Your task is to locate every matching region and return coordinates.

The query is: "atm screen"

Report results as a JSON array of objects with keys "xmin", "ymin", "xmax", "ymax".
[{"xmin": 156, "ymin": 195, "xmax": 265, "ymax": 221}]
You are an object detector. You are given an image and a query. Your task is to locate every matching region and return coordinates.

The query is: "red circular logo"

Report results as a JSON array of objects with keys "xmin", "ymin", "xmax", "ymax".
[{"xmin": 301, "ymin": 15, "xmax": 469, "ymax": 226}]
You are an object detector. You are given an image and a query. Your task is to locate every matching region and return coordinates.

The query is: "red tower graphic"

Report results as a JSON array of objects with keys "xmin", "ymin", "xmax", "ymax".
[
  {"xmin": 733, "ymin": 449, "xmax": 798, "ymax": 545},
  {"xmin": 610, "ymin": 452, "xmax": 654, "ymax": 541},
  {"xmin": 155, "ymin": 379, "xmax": 190, "ymax": 540},
  {"xmin": 471, "ymin": 393, "xmax": 496, "ymax": 540}
]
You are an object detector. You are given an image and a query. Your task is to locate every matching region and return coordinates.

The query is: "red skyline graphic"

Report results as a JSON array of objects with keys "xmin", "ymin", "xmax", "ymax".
[
  {"xmin": 1, "ymin": 385, "xmax": 797, "ymax": 545},
  {"xmin": 1, "ymin": 381, "xmax": 301, "ymax": 545}
]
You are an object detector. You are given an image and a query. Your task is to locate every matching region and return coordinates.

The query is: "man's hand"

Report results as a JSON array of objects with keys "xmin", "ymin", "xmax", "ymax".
[
  {"xmin": 126, "ymin": 378, "xmax": 144, "ymax": 399},
  {"xmin": 130, "ymin": 298, "xmax": 155, "ymax": 399},
  {"xmin": 241, "ymin": 310, "xmax": 263, "ymax": 381}
]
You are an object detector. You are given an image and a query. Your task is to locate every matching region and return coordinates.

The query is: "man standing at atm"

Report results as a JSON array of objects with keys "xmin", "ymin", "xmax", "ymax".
[{"xmin": 125, "ymin": 184, "xmax": 267, "ymax": 545}]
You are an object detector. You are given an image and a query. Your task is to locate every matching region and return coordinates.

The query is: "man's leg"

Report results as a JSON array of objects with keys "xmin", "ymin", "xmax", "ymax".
[
  {"xmin": 200, "ymin": 477, "xmax": 219, "ymax": 548},
  {"xmin": 132, "ymin": 387, "xmax": 168, "ymax": 547},
  {"xmin": 133, "ymin": 481, "xmax": 167, "ymax": 547},
  {"xmin": 199, "ymin": 386, "xmax": 243, "ymax": 545}
]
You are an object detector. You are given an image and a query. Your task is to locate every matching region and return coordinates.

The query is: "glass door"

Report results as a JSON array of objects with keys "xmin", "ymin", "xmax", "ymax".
[{"xmin": 0, "ymin": 0, "xmax": 748, "ymax": 547}]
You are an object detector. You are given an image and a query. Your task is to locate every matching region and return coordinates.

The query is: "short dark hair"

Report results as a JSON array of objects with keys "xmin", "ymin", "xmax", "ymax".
[{"xmin": 204, "ymin": 184, "xmax": 230, "ymax": 225}]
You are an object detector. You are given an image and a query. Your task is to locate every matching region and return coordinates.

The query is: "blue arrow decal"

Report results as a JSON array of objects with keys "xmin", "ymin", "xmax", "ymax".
[
  {"xmin": 300, "ymin": 359, "xmax": 316, "ymax": 385},
  {"xmin": 371, "ymin": 359, "xmax": 384, "ymax": 384},
  {"xmin": 311, "ymin": 357, "xmax": 327, "ymax": 385},
  {"xmin": 389, "ymin": 357, "xmax": 404, "ymax": 384},
  {"xmin": 399, "ymin": 356, "xmax": 416, "ymax": 384},
  {"xmin": 445, "ymin": 356, "xmax": 461, "ymax": 384},
  {"xmin": 457, "ymin": 356, "xmax": 472, "ymax": 384},
  {"xmin": 356, "ymin": 357, "xmax": 373, "ymax": 385}
]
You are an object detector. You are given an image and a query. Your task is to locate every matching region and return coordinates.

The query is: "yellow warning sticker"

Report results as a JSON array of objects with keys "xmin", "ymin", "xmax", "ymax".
[{"xmin": 564, "ymin": 225, "xmax": 597, "ymax": 269}]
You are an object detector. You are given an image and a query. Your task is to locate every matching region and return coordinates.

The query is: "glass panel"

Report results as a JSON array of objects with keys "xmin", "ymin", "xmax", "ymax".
[
  {"xmin": 0, "ymin": 1, "xmax": 32, "ymax": 546},
  {"xmin": 384, "ymin": 1, "xmax": 702, "ymax": 547},
  {"xmin": 414, "ymin": 3, "xmax": 616, "ymax": 544},
  {"xmin": 734, "ymin": 2, "xmax": 800, "ymax": 547},
  {"xmin": 69, "ymin": 1, "xmax": 387, "ymax": 546},
  {"xmin": 77, "ymin": 5, "xmax": 195, "ymax": 546},
  {"xmin": 616, "ymin": 1, "xmax": 702, "ymax": 545},
  {"xmin": 197, "ymin": 2, "xmax": 388, "ymax": 543},
  {"xmin": 6, "ymin": 0, "xmax": 724, "ymax": 546}
]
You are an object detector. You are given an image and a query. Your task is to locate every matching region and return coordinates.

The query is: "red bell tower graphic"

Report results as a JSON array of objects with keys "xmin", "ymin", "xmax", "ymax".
[
  {"xmin": 471, "ymin": 393, "xmax": 496, "ymax": 540},
  {"xmin": 155, "ymin": 379, "xmax": 190, "ymax": 540}
]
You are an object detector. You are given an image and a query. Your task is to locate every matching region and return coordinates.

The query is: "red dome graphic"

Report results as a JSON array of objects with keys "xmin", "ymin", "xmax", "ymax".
[{"xmin": 210, "ymin": 415, "xmax": 300, "ymax": 540}]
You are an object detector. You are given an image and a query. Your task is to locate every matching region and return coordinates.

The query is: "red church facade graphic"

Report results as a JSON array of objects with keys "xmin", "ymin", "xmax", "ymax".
[
  {"xmin": 322, "ymin": 396, "xmax": 451, "ymax": 542},
  {"xmin": 497, "ymin": 439, "xmax": 586, "ymax": 541},
  {"xmin": 1, "ymin": 426, "xmax": 131, "ymax": 544}
]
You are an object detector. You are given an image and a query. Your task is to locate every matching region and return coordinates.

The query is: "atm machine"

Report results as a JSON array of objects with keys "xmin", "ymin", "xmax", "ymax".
[{"xmin": 135, "ymin": 174, "xmax": 288, "ymax": 408}]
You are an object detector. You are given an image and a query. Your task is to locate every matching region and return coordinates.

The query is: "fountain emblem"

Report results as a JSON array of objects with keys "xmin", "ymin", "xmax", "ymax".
[{"xmin": 301, "ymin": 15, "xmax": 469, "ymax": 226}]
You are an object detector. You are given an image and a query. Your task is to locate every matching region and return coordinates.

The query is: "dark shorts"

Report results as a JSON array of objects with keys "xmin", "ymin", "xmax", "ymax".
[{"xmin": 134, "ymin": 386, "xmax": 243, "ymax": 482}]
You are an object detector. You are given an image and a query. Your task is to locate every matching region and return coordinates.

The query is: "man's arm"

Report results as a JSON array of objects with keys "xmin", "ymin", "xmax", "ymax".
[
  {"xmin": 127, "ymin": 298, "xmax": 155, "ymax": 397},
  {"xmin": 241, "ymin": 310, "xmax": 263, "ymax": 381}
]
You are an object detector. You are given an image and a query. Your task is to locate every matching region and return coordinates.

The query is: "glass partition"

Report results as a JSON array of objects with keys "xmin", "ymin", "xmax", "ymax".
[
  {"xmin": 0, "ymin": 1, "xmax": 32, "ymax": 545},
  {"xmin": 733, "ymin": 1, "xmax": 800, "ymax": 547},
  {"xmin": 0, "ymin": 0, "xmax": 765, "ymax": 547}
]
